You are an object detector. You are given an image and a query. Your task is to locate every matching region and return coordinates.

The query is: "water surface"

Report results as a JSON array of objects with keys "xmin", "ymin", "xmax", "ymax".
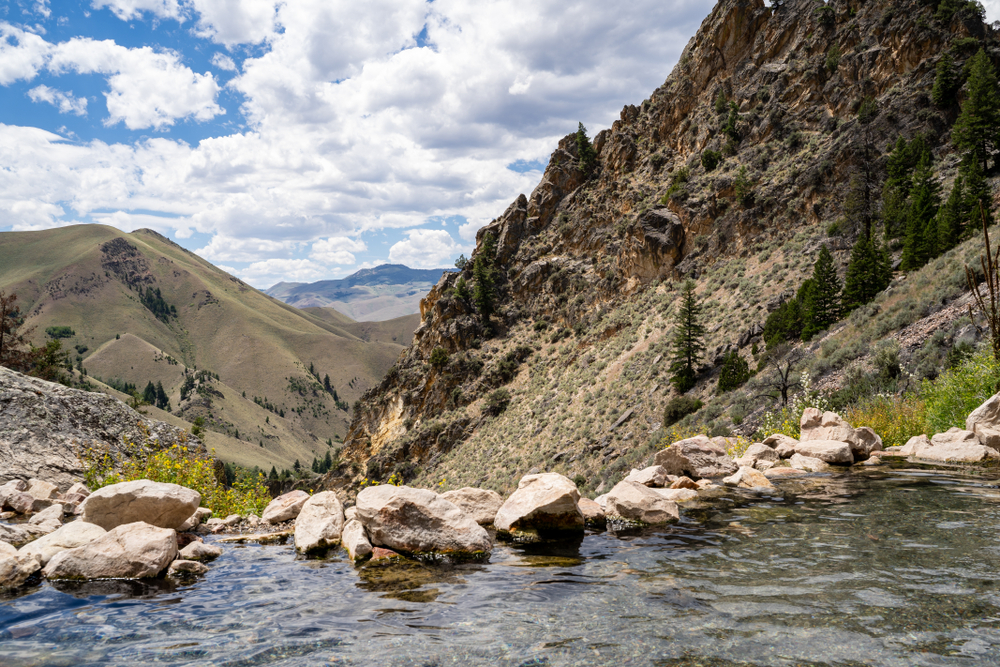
[{"xmin": 3, "ymin": 463, "xmax": 1000, "ymax": 666}]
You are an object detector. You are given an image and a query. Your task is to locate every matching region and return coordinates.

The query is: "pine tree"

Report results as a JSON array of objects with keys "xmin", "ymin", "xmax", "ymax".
[
  {"xmin": 311, "ymin": 457, "xmax": 319, "ymax": 473},
  {"xmin": 937, "ymin": 174, "xmax": 966, "ymax": 253},
  {"xmin": 155, "ymin": 381, "xmax": 169, "ymax": 410},
  {"xmin": 142, "ymin": 381, "xmax": 156, "ymax": 405},
  {"xmin": 882, "ymin": 136, "xmax": 925, "ymax": 238},
  {"xmin": 453, "ymin": 276, "xmax": 471, "ymax": 301},
  {"xmin": 901, "ymin": 153, "xmax": 940, "ymax": 270},
  {"xmin": 952, "ymin": 48, "xmax": 1000, "ymax": 172},
  {"xmin": 932, "ymin": 52, "xmax": 960, "ymax": 108},
  {"xmin": 575, "ymin": 122, "xmax": 598, "ymax": 176},
  {"xmin": 323, "ymin": 374, "xmax": 332, "ymax": 393},
  {"xmin": 293, "ymin": 459, "xmax": 301, "ymax": 472},
  {"xmin": 717, "ymin": 350, "xmax": 751, "ymax": 393},
  {"xmin": 842, "ymin": 233, "xmax": 892, "ymax": 313},
  {"xmin": 668, "ymin": 280, "xmax": 706, "ymax": 393},
  {"xmin": 962, "ymin": 150, "xmax": 994, "ymax": 233},
  {"xmin": 323, "ymin": 450, "xmax": 333, "ymax": 473},
  {"xmin": 802, "ymin": 246, "xmax": 841, "ymax": 339},
  {"xmin": 473, "ymin": 232, "xmax": 498, "ymax": 321},
  {"xmin": 269, "ymin": 466, "xmax": 277, "ymax": 480}
]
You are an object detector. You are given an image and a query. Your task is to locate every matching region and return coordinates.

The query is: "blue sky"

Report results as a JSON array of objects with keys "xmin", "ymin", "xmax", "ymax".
[{"xmin": 10, "ymin": 0, "xmax": 984, "ymax": 288}]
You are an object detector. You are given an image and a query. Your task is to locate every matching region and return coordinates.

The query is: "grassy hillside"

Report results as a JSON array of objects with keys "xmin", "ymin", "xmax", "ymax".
[{"xmin": 0, "ymin": 225, "xmax": 407, "ymax": 472}]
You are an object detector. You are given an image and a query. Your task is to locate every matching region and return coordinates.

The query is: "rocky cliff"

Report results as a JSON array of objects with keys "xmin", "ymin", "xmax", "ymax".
[
  {"xmin": 0, "ymin": 366, "xmax": 202, "ymax": 488},
  {"xmin": 332, "ymin": 0, "xmax": 998, "ymax": 495}
]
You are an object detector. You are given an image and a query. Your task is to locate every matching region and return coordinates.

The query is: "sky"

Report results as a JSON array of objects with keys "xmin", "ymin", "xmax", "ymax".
[{"xmin": 3, "ymin": 1, "xmax": 999, "ymax": 288}]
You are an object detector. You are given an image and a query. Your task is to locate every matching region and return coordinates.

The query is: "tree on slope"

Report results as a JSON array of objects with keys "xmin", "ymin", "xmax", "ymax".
[
  {"xmin": 842, "ymin": 233, "xmax": 892, "ymax": 313},
  {"xmin": 802, "ymin": 245, "xmax": 841, "ymax": 339},
  {"xmin": 669, "ymin": 280, "xmax": 706, "ymax": 393},
  {"xmin": 901, "ymin": 153, "xmax": 941, "ymax": 271},
  {"xmin": 473, "ymin": 232, "xmax": 498, "ymax": 322},
  {"xmin": 952, "ymin": 48, "xmax": 1000, "ymax": 172}
]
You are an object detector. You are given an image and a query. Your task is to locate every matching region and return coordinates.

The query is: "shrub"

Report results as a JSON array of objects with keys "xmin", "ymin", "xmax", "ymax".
[
  {"xmin": 484, "ymin": 388, "xmax": 511, "ymax": 416},
  {"xmin": 717, "ymin": 350, "xmax": 751, "ymax": 393},
  {"xmin": 429, "ymin": 347, "xmax": 450, "ymax": 368},
  {"xmin": 663, "ymin": 395, "xmax": 703, "ymax": 427},
  {"xmin": 45, "ymin": 326, "xmax": 75, "ymax": 339},
  {"xmin": 701, "ymin": 150, "xmax": 722, "ymax": 172},
  {"xmin": 754, "ymin": 371, "xmax": 829, "ymax": 440},
  {"xmin": 845, "ymin": 394, "xmax": 926, "ymax": 449},
  {"xmin": 80, "ymin": 438, "xmax": 271, "ymax": 517},
  {"xmin": 922, "ymin": 347, "xmax": 1000, "ymax": 434}
]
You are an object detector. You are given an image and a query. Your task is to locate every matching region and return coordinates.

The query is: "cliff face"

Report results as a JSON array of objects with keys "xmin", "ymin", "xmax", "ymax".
[{"xmin": 335, "ymin": 0, "xmax": 995, "ymax": 493}]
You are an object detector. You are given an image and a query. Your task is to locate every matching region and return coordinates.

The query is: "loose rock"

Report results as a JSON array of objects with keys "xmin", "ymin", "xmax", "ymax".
[
  {"xmin": 651, "ymin": 488, "xmax": 699, "ymax": 502},
  {"xmin": 43, "ymin": 521, "xmax": 178, "ymax": 580},
  {"xmin": 168, "ymin": 559, "xmax": 209, "ymax": 576},
  {"xmin": 82, "ymin": 479, "xmax": 201, "ymax": 531},
  {"xmin": 788, "ymin": 453, "xmax": 831, "ymax": 472},
  {"xmin": 578, "ymin": 497, "xmax": 606, "ymax": 527},
  {"xmin": 18, "ymin": 521, "xmax": 106, "ymax": 566},
  {"xmin": 178, "ymin": 540, "xmax": 223, "ymax": 561},
  {"xmin": 262, "ymin": 490, "xmax": 310, "ymax": 524},
  {"xmin": 342, "ymin": 519, "xmax": 373, "ymax": 561},
  {"xmin": 1, "ymin": 548, "xmax": 41, "ymax": 591},
  {"xmin": 793, "ymin": 440, "xmax": 854, "ymax": 464},
  {"xmin": 604, "ymin": 480, "xmax": 679, "ymax": 524},
  {"xmin": 623, "ymin": 465, "xmax": 671, "ymax": 488},
  {"xmin": 494, "ymin": 473, "xmax": 584, "ymax": 537},
  {"xmin": 722, "ymin": 466, "xmax": 776, "ymax": 490},
  {"xmin": 654, "ymin": 435, "xmax": 738, "ymax": 479},
  {"xmin": 440, "ymin": 487, "xmax": 504, "ymax": 525},
  {"xmin": 294, "ymin": 491, "xmax": 345, "ymax": 553}
]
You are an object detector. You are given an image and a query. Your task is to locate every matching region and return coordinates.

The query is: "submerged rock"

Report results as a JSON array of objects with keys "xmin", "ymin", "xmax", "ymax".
[
  {"xmin": 653, "ymin": 435, "xmax": 737, "ymax": 479},
  {"xmin": 722, "ymin": 466, "xmax": 776, "ymax": 491},
  {"xmin": 440, "ymin": 487, "xmax": 504, "ymax": 525},
  {"xmin": 82, "ymin": 480, "xmax": 201, "ymax": 531},
  {"xmin": 168, "ymin": 559, "xmax": 209, "ymax": 576},
  {"xmin": 18, "ymin": 521, "xmax": 106, "ymax": 566},
  {"xmin": 294, "ymin": 491, "xmax": 345, "ymax": 553},
  {"xmin": 1, "ymin": 542, "xmax": 41, "ymax": 591},
  {"xmin": 604, "ymin": 480, "xmax": 679, "ymax": 524},
  {"xmin": 494, "ymin": 473, "xmax": 584, "ymax": 538},
  {"xmin": 342, "ymin": 519, "xmax": 373, "ymax": 561},
  {"xmin": 356, "ymin": 485, "xmax": 491, "ymax": 557},
  {"xmin": 43, "ymin": 521, "xmax": 178, "ymax": 580},
  {"xmin": 262, "ymin": 490, "xmax": 310, "ymax": 524}
]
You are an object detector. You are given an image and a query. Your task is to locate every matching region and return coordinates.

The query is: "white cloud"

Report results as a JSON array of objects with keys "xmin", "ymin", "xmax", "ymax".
[
  {"xmin": 0, "ymin": 23, "xmax": 51, "ymax": 84},
  {"xmin": 195, "ymin": 235, "xmax": 298, "ymax": 262},
  {"xmin": 237, "ymin": 258, "xmax": 327, "ymax": 287},
  {"xmin": 211, "ymin": 52, "xmax": 236, "ymax": 71},
  {"xmin": 458, "ymin": 219, "xmax": 483, "ymax": 242},
  {"xmin": 311, "ymin": 236, "xmax": 366, "ymax": 265},
  {"xmin": 388, "ymin": 229, "xmax": 463, "ymax": 268},
  {"xmin": 34, "ymin": 1, "xmax": 52, "ymax": 18},
  {"xmin": 189, "ymin": 0, "xmax": 278, "ymax": 47},
  {"xmin": 28, "ymin": 84, "xmax": 87, "ymax": 115},
  {"xmin": 90, "ymin": 0, "xmax": 185, "ymax": 22}
]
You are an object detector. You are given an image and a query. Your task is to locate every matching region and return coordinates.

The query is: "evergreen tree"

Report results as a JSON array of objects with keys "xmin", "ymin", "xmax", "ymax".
[
  {"xmin": 155, "ymin": 381, "xmax": 169, "ymax": 410},
  {"xmin": 473, "ymin": 233, "xmax": 498, "ymax": 321},
  {"xmin": 932, "ymin": 52, "xmax": 960, "ymax": 108},
  {"xmin": 668, "ymin": 280, "xmax": 706, "ymax": 393},
  {"xmin": 842, "ymin": 233, "xmax": 892, "ymax": 313},
  {"xmin": 323, "ymin": 374, "xmax": 332, "ymax": 393},
  {"xmin": 882, "ymin": 136, "xmax": 926, "ymax": 238},
  {"xmin": 293, "ymin": 459, "xmax": 301, "ymax": 472},
  {"xmin": 323, "ymin": 450, "xmax": 333, "ymax": 473},
  {"xmin": 269, "ymin": 466, "xmax": 277, "ymax": 481},
  {"xmin": 937, "ymin": 174, "xmax": 966, "ymax": 253},
  {"xmin": 802, "ymin": 246, "xmax": 841, "ymax": 339},
  {"xmin": 900, "ymin": 153, "xmax": 941, "ymax": 270},
  {"xmin": 311, "ymin": 457, "xmax": 319, "ymax": 473},
  {"xmin": 952, "ymin": 48, "xmax": 1000, "ymax": 171},
  {"xmin": 453, "ymin": 276, "xmax": 471, "ymax": 301},
  {"xmin": 575, "ymin": 122, "xmax": 598, "ymax": 176},
  {"xmin": 763, "ymin": 294, "xmax": 806, "ymax": 349},
  {"xmin": 142, "ymin": 381, "xmax": 156, "ymax": 405},
  {"xmin": 723, "ymin": 101, "xmax": 740, "ymax": 143},
  {"xmin": 717, "ymin": 350, "xmax": 751, "ymax": 393},
  {"xmin": 962, "ymin": 150, "xmax": 994, "ymax": 232}
]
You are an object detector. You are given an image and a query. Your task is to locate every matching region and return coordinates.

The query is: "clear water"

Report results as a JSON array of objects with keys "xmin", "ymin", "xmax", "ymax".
[{"xmin": 4, "ymin": 462, "xmax": 1000, "ymax": 666}]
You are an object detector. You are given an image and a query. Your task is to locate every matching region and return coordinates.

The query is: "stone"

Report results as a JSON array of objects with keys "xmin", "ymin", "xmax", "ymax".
[
  {"xmin": 18, "ymin": 521, "xmax": 107, "ymax": 566},
  {"xmin": 43, "ymin": 521, "xmax": 178, "ymax": 580},
  {"xmin": 623, "ymin": 465, "xmax": 671, "ymax": 488},
  {"xmin": 66, "ymin": 483, "xmax": 90, "ymax": 498},
  {"xmin": 651, "ymin": 487, "xmax": 699, "ymax": 502},
  {"xmin": 59, "ymin": 493, "xmax": 88, "ymax": 514},
  {"xmin": 194, "ymin": 507, "xmax": 212, "ymax": 522},
  {"xmin": 28, "ymin": 504, "xmax": 64, "ymax": 527},
  {"xmin": 356, "ymin": 485, "xmax": 491, "ymax": 556},
  {"xmin": 653, "ymin": 435, "xmax": 738, "ymax": 479},
  {"xmin": 604, "ymin": 481, "xmax": 679, "ymax": 524},
  {"xmin": 0, "ymin": 549, "xmax": 41, "ymax": 591},
  {"xmin": 788, "ymin": 453, "xmax": 831, "ymax": 472},
  {"xmin": 494, "ymin": 473, "xmax": 585, "ymax": 536},
  {"xmin": 82, "ymin": 480, "xmax": 201, "ymax": 531},
  {"xmin": 852, "ymin": 427, "xmax": 883, "ymax": 459},
  {"xmin": 344, "ymin": 507, "xmax": 358, "ymax": 522},
  {"xmin": 168, "ymin": 559, "xmax": 209, "ymax": 576},
  {"xmin": 966, "ymin": 392, "xmax": 1000, "ymax": 447},
  {"xmin": 913, "ymin": 428, "xmax": 1000, "ymax": 462},
  {"xmin": 861, "ymin": 456, "xmax": 883, "ymax": 466},
  {"xmin": 342, "ymin": 519, "xmax": 373, "ymax": 561},
  {"xmin": 722, "ymin": 466, "xmax": 777, "ymax": 490},
  {"xmin": 261, "ymin": 490, "xmax": 310, "ymax": 524},
  {"xmin": 0, "ymin": 523, "xmax": 47, "ymax": 548},
  {"xmin": 762, "ymin": 433, "xmax": 799, "ymax": 458},
  {"xmin": 176, "ymin": 532, "xmax": 201, "ymax": 549},
  {"xmin": 294, "ymin": 491, "xmax": 345, "ymax": 553},
  {"xmin": 178, "ymin": 515, "xmax": 199, "ymax": 532},
  {"xmin": 0, "ymin": 541, "xmax": 14, "ymax": 557},
  {"xmin": 670, "ymin": 476, "xmax": 699, "ymax": 490},
  {"xmin": 800, "ymin": 410, "xmax": 858, "ymax": 447},
  {"xmin": 893, "ymin": 434, "xmax": 930, "ymax": 456},
  {"xmin": 178, "ymin": 540, "xmax": 223, "ymax": 561},
  {"xmin": 794, "ymin": 440, "xmax": 854, "ymax": 464},
  {"xmin": 734, "ymin": 443, "xmax": 779, "ymax": 469},
  {"xmin": 440, "ymin": 487, "xmax": 504, "ymax": 525},
  {"xmin": 578, "ymin": 497, "xmax": 606, "ymax": 526},
  {"xmin": 7, "ymin": 491, "xmax": 51, "ymax": 515},
  {"xmin": 764, "ymin": 466, "xmax": 810, "ymax": 478},
  {"xmin": 26, "ymin": 479, "xmax": 59, "ymax": 501}
]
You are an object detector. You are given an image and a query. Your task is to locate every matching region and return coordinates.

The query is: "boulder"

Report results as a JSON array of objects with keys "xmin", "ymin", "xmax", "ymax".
[
  {"xmin": 168, "ymin": 559, "xmax": 209, "ymax": 576},
  {"xmin": 764, "ymin": 466, "xmax": 810, "ymax": 478},
  {"xmin": 0, "ymin": 522, "xmax": 47, "ymax": 547},
  {"xmin": 722, "ymin": 466, "xmax": 776, "ymax": 490},
  {"xmin": 66, "ymin": 483, "xmax": 91, "ymax": 498},
  {"xmin": 28, "ymin": 503, "xmax": 64, "ymax": 527},
  {"xmin": 762, "ymin": 433, "xmax": 798, "ymax": 452},
  {"xmin": 261, "ymin": 490, "xmax": 310, "ymax": 524},
  {"xmin": 0, "ymin": 541, "xmax": 13, "ymax": 557},
  {"xmin": 440, "ymin": 487, "xmax": 504, "ymax": 525},
  {"xmin": 344, "ymin": 507, "xmax": 358, "ymax": 522},
  {"xmin": 26, "ymin": 479, "xmax": 59, "ymax": 501},
  {"xmin": 82, "ymin": 480, "xmax": 201, "ymax": 530},
  {"xmin": 914, "ymin": 428, "xmax": 1000, "ymax": 462},
  {"xmin": 734, "ymin": 443, "xmax": 779, "ymax": 470},
  {"xmin": 494, "ymin": 473, "xmax": 585, "ymax": 536},
  {"xmin": 355, "ymin": 485, "xmax": 491, "ymax": 556},
  {"xmin": 800, "ymin": 410, "xmax": 858, "ymax": 446},
  {"xmin": 967, "ymin": 392, "xmax": 1000, "ymax": 449},
  {"xmin": 178, "ymin": 515, "xmax": 200, "ymax": 532},
  {"xmin": 653, "ymin": 435, "xmax": 738, "ymax": 479},
  {"xmin": 651, "ymin": 487, "xmax": 699, "ymax": 502},
  {"xmin": 342, "ymin": 519, "xmax": 373, "ymax": 561},
  {"xmin": 59, "ymin": 493, "xmax": 88, "ymax": 514},
  {"xmin": 43, "ymin": 521, "xmax": 178, "ymax": 580},
  {"xmin": 1, "ymin": 549, "xmax": 41, "ymax": 591},
  {"xmin": 7, "ymin": 491, "xmax": 51, "ymax": 515},
  {"xmin": 294, "ymin": 491, "xmax": 345, "ymax": 553},
  {"xmin": 623, "ymin": 465, "xmax": 671, "ymax": 488},
  {"xmin": 794, "ymin": 440, "xmax": 854, "ymax": 464},
  {"xmin": 890, "ymin": 434, "xmax": 930, "ymax": 456},
  {"xmin": 670, "ymin": 476, "xmax": 699, "ymax": 490},
  {"xmin": 604, "ymin": 480, "xmax": 679, "ymax": 524},
  {"xmin": 18, "ymin": 521, "xmax": 106, "ymax": 566},
  {"xmin": 852, "ymin": 427, "xmax": 883, "ymax": 459},
  {"xmin": 788, "ymin": 453, "xmax": 831, "ymax": 472},
  {"xmin": 178, "ymin": 540, "xmax": 223, "ymax": 561},
  {"xmin": 578, "ymin": 497, "xmax": 606, "ymax": 526}
]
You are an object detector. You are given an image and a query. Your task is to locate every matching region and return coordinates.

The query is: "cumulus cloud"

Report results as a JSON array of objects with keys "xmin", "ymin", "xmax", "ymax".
[
  {"xmin": 311, "ymin": 236, "xmax": 367, "ymax": 265},
  {"xmin": 28, "ymin": 84, "xmax": 88, "ymax": 115},
  {"xmin": 388, "ymin": 229, "xmax": 464, "ymax": 268},
  {"xmin": 238, "ymin": 258, "xmax": 327, "ymax": 286},
  {"xmin": 90, "ymin": 0, "xmax": 186, "ymax": 22},
  {"xmin": 211, "ymin": 52, "xmax": 236, "ymax": 71},
  {"xmin": 0, "ymin": 23, "xmax": 51, "ymax": 84},
  {"xmin": 195, "ymin": 235, "xmax": 299, "ymax": 262},
  {"xmin": 189, "ymin": 0, "xmax": 279, "ymax": 47}
]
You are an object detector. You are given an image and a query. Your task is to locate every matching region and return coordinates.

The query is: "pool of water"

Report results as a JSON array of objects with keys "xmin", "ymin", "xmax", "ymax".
[{"xmin": 4, "ymin": 462, "xmax": 1000, "ymax": 666}]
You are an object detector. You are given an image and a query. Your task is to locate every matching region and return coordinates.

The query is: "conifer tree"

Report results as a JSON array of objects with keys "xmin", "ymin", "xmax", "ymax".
[
  {"xmin": 962, "ymin": 150, "xmax": 994, "ymax": 231},
  {"xmin": 155, "ymin": 381, "xmax": 169, "ymax": 410},
  {"xmin": 882, "ymin": 136, "xmax": 925, "ymax": 238},
  {"xmin": 323, "ymin": 374, "xmax": 332, "ymax": 393},
  {"xmin": 575, "ymin": 123, "xmax": 598, "ymax": 176},
  {"xmin": 668, "ymin": 280, "xmax": 706, "ymax": 393},
  {"xmin": 802, "ymin": 246, "xmax": 841, "ymax": 339},
  {"xmin": 952, "ymin": 48, "xmax": 1000, "ymax": 171},
  {"xmin": 717, "ymin": 350, "xmax": 751, "ymax": 393},
  {"xmin": 901, "ymin": 153, "xmax": 940, "ymax": 270},
  {"xmin": 269, "ymin": 466, "xmax": 277, "ymax": 481},
  {"xmin": 842, "ymin": 233, "xmax": 892, "ymax": 313},
  {"xmin": 932, "ymin": 52, "xmax": 960, "ymax": 108},
  {"xmin": 937, "ymin": 174, "xmax": 966, "ymax": 253},
  {"xmin": 142, "ymin": 381, "xmax": 156, "ymax": 405},
  {"xmin": 472, "ymin": 232, "xmax": 498, "ymax": 322},
  {"xmin": 323, "ymin": 450, "xmax": 333, "ymax": 472}
]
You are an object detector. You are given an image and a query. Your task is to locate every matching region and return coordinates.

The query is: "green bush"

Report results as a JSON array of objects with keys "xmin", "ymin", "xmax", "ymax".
[
  {"xmin": 717, "ymin": 350, "xmax": 751, "ymax": 393},
  {"xmin": 429, "ymin": 347, "xmax": 450, "ymax": 368},
  {"xmin": 484, "ymin": 388, "xmax": 511, "ymax": 416},
  {"xmin": 701, "ymin": 150, "xmax": 722, "ymax": 172},
  {"xmin": 45, "ymin": 326, "xmax": 75, "ymax": 339},
  {"xmin": 922, "ymin": 347, "xmax": 1000, "ymax": 433},
  {"xmin": 663, "ymin": 395, "xmax": 703, "ymax": 427}
]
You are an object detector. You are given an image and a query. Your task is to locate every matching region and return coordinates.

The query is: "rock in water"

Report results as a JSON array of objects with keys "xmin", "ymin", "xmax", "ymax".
[
  {"xmin": 493, "ymin": 473, "xmax": 584, "ymax": 537},
  {"xmin": 623, "ymin": 465, "xmax": 671, "ymax": 487},
  {"xmin": 722, "ymin": 466, "xmax": 776, "ymax": 490},
  {"xmin": 440, "ymin": 487, "xmax": 504, "ymax": 525},
  {"xmin": 342, "ymin": 519, "xmax": 373, "ymax": 561},
  {"xmin": 178, "ymin": 541, "xmax": 223, "ymax": 561},
  {"xmin": 788, "ymin": 453, "xmax": 831, "ymax": 472},
  {"xmin": 262, "ymin": 490, "xmax": 310, "ymax": 524},
  {"xmin": 653, "ymin": 435, "xmax": 738, "ymax": 479},
  {"xmin": 0, "ymin": 523, "xmax": 48, "ymax": 547},
  {"xmin": 168, "ymin": 560, "xmax": 209, "ymax": 576},
  {"xmin": 82, "ymin": 479, "xmax": 201, "ymax": 530},
  {"xmin": 577, "ymin": 497, "xmax": 606, "ymax": 527},
  {"xmin": 915, "ymin": 428, "xmax": 1000, "ymax": 462},
  {"xmin": 43, "ymin": 521, "xmax": 178, "ymax": 580},
  {"xmin": 734, "ymin": 443, "xmax": 779, "ymax": 470},
  {"xmin": 294, "ymin": 491, "xmax": 345, "ymax": 553},
  {"xmin": 0, "ymin": 546, "xmax": 41, "ymax": 591},
  {"xmin": 604, "ymin": 481, "xmax": 679, "ymax": 524},
  {"xmin": 355, "ymin": 485, "xmax": 491, "ymax": 557},
  {"xmin": 852, "ymin": 427, "xmax": 883, "ymax": 459},
  {"xmin": 793, "ymin": 440, "xmax": 854, "ymax": 464},
  {"xmin": 18, "ymin": 521, "xmax": 106, "ymax": 566}
]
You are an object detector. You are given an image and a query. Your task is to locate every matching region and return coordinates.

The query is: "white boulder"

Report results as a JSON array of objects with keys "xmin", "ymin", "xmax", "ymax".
[
  {"xmin": 262, "ymin": 490, "xmax": 310, "ymax": 524},
  {"xmin": 604, "ymin": 480, "xmax": 680, "ymax": 524},
  {"xmin": 43, "ymin": 521, "xmax": 178, "ymax": 580},
  {"xmin": 18, "ymin": 521, "xmax": 106, "ymax": 566},
  {"xmin": 494, "ymin": 473, "xmax": 584, "ymax": 536},
  {"xmin": 342, "ymin": 519, "xmax": 373, "ymax": 561},
  {"xmin": 294, "ymin": 491, "xmax": 345, "ymax": 553},
  {"xmin": 440, "ymin": 487, "xmax": 504, "ymax": 525},
  {"xmin": 82, "ymin": 480, "xmax": 201, "ymax": 530}
]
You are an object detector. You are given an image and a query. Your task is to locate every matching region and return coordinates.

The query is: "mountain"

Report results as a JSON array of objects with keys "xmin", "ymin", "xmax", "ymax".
[
  {"xmin": 266, "ymin": 264, "xmax": 456, "ymax": 321},
  {"xmin": 0, "ymin": 225, "xmax": 418, "ymax": 472},
  {"xmin": 331, "ymin": 0, "xmax": 997, "ymax": 495}
]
